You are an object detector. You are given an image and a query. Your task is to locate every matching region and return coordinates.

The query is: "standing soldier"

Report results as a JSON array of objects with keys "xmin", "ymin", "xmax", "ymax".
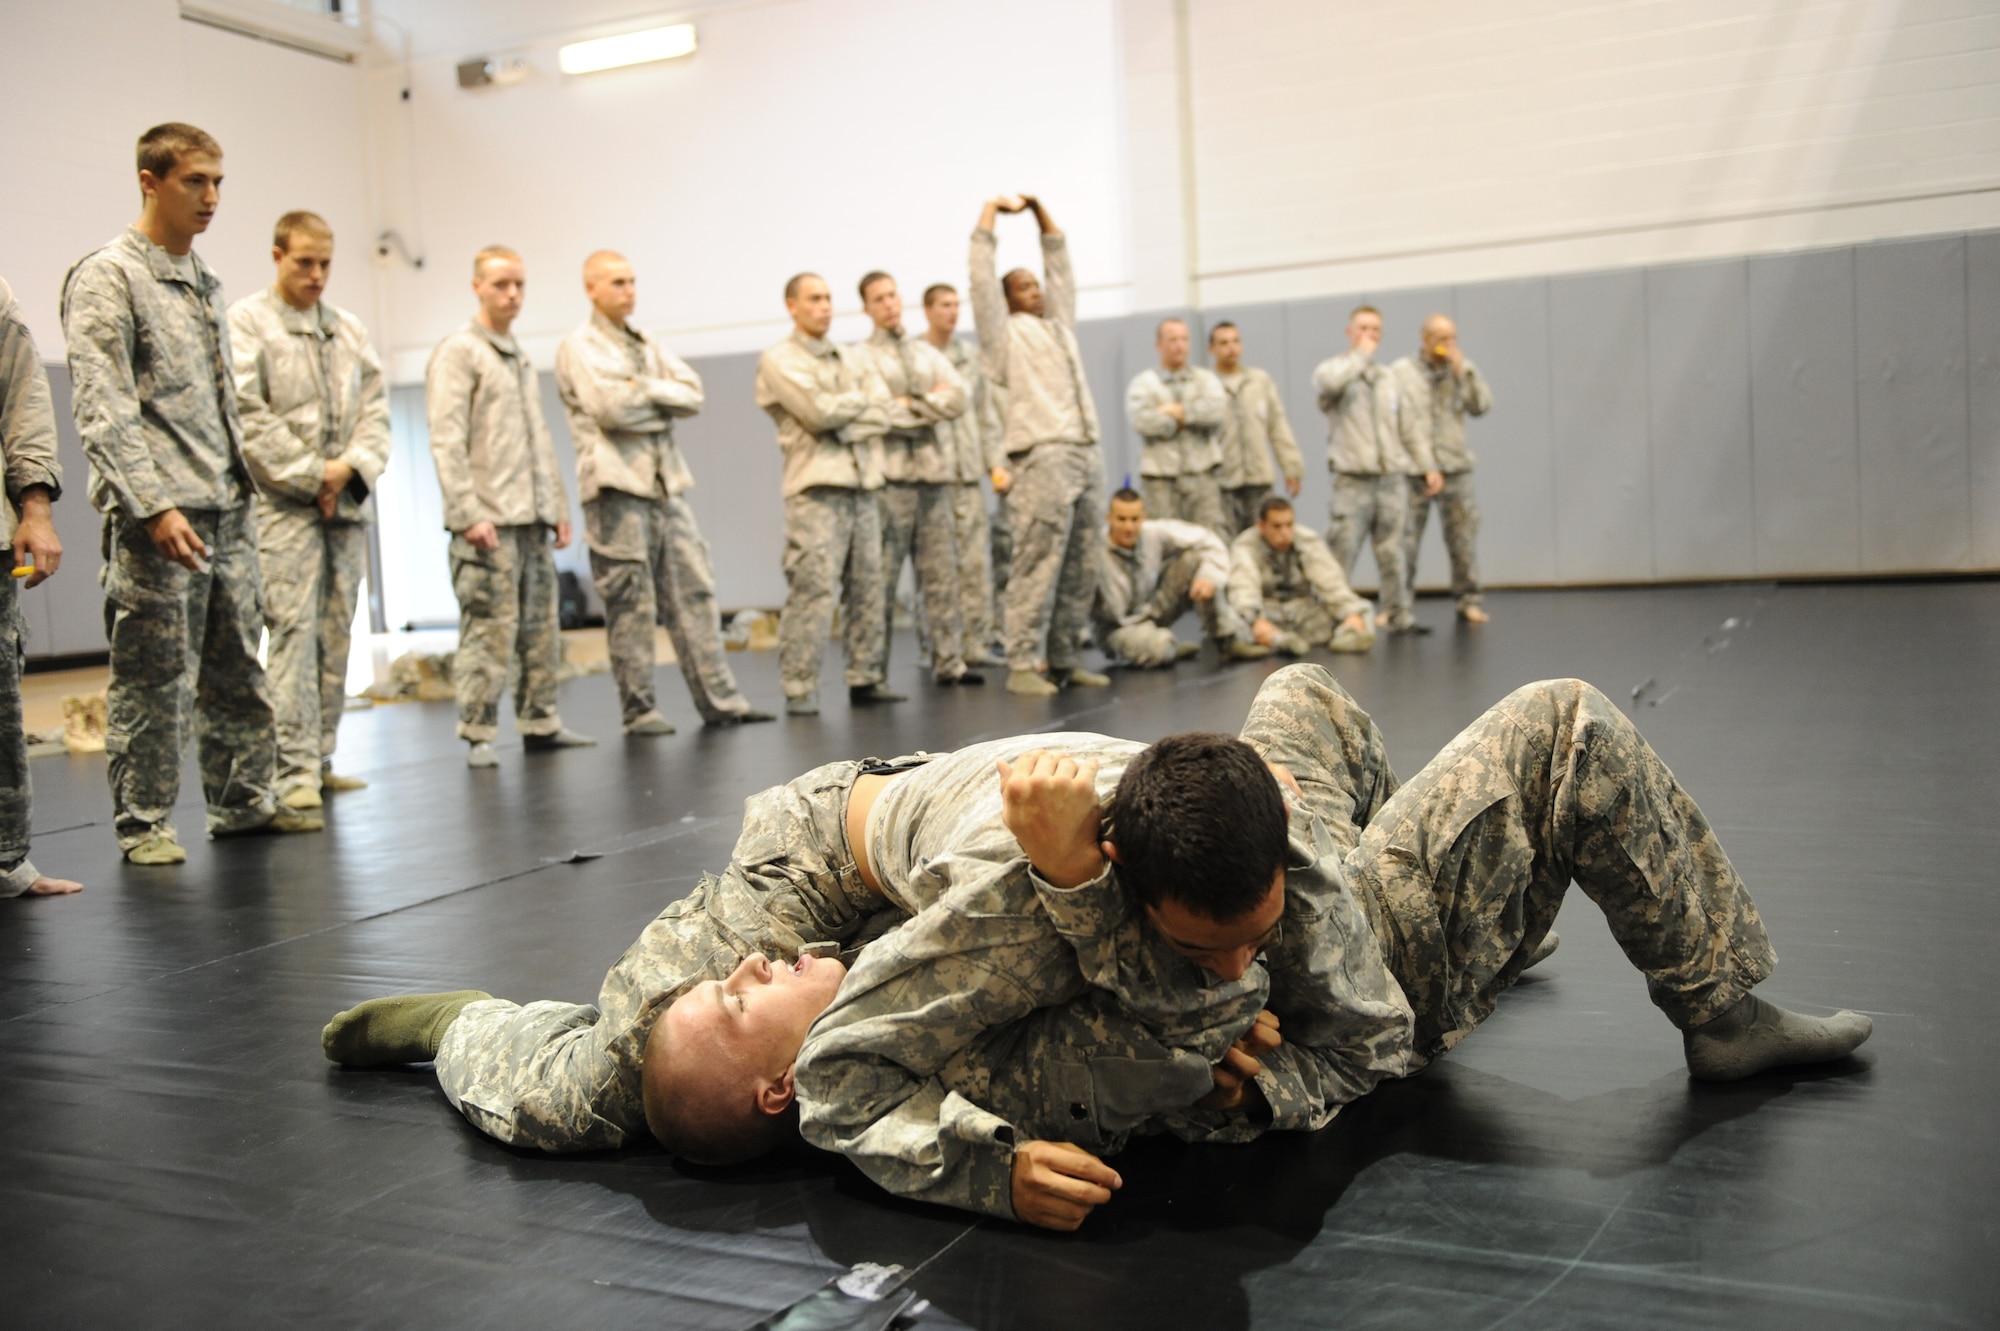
[
  {"xmin": 852, "ymin": 272, "xmax": 977, "ymax": 687},
  {"xmin": 755, "ymin": 273, "xmax": 898, "ymax": 717},
  {"xmin": 919, "ymin": 283, "xmax": 1005, "ymax": 666},
  {"xmin": 0, "ymin": 275, "xmax": 80, "ymax": 898},
  {"xmin": 426, "ymin": 246, "xmax": 595, "ymax": 769},
  {"xmin": 554, "ymin": 252, "xmax": 773, "ymax": 734},
  {"xmin": 1125, "ymin": 317, "xmax": 1226, "ymax": 535},
  {"xmin": 1208, "ymin": 321, "xmax": 1304, "ymax": 539},
  {"xmin": 63, "ymin": 122, "xmax": 319, "ymax": 864},
  {"xmin": 1311, "ymin": 305, "xmax": 1439, "ymax": 635},
  {"xmin": 968, "ymin": 194, "xmax": 1109, "ymax": 697},
  {"xmin": 1392, "ymin": 314, "xmax": 1494, "ymax": 624},
  {"xmin": 229, "ymin": 211, "xmax": 390, "ymax": 810}
]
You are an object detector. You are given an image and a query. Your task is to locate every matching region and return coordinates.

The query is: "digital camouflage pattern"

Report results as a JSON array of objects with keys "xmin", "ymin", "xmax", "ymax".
[
  {"xmin": 1095, "ymin": 517, "xmax": 1241, "ymax": 666},
  {"xmin": 852, "ymin": 327, "xmax": 965, "ymax": 486},
  {"xmin": 555, "ymin": 311, "xmax": 702, "ymax": 506},
  {"xmin": 1389, "ymin": 352, "xmax": 1493, "ymax": 476},
  {"xmin": 1226, "ymin": 522, "xmax": 1372, "ymax": 642},
  {"xmin": 1139, "ymin": 470, "xmax": 1226, "ymax": 537},
  {"xmin": 447, "ymin": 523, "xmax": 563, "ymax": 742},
  {"xmin": 101, "ymin": 505, "xmax": 278, "ymax": 846},
  {"xmin": 944, "ymin": 481, "xmax": 996, "ymax": 653},
  {"xmin": 1405, "ymin": 471, "xmax": 1483, "ymax": 614},
  {"xmin": 877, "ymin": 480, "xmax": 965, "ymax": 678},
  {"xmin": 999, "ymin": 441, "xmax": 1103, "ymax": 673},
  {"xmin": 425, "ymin": 324, "xmax": 567, "ymax": 531},
  {"xmin": 967, "ymin": 230, "xmax": 1099, "ymax": 456},
  {"xmin": 1310, "ymin": 347, "xmax": 1431, "ymax": 477},
  {"xmin": 256, "ymin": 507, "xmax": 367, "ymax": 796},
  {"xmin": 1328, "ymin": 472, "xmax": 1412, "ymax": 627},
  {"xmin": 1216, "ymin": 366, "xmax": 1304, "ymax": 492},
  {"xmin": 935, "ymin": 335, "xmax": 1002, "ymax": 651},
  {"xmin": 586, "ymin": 488, "xmax": 753, "ymax": 726},
  {"xmin": 1127, "ymin": 365, "xmax": 1225, "ymax": 480},
  {"xmin": 778, "ymin": 487, "xmax": 887, "ymax": 698},
  {"xmin": 754, "ymin": 333, "xmax": 889, "ymax": 498},
  {"xmin": 0, "ymin": 576, "xmax": 38, "ymax": 895},
  {"xmin": 0, "ymin": 276, "xmax": 64, "ymax": 552},
  {"xmin": 1222, "ymin": 485, "xmax": 1274, "ymax": 544}
]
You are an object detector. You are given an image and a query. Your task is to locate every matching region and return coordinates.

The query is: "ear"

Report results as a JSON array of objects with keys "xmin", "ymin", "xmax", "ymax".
[
  {"xmin": 755, "ymin": 1066, "xmax": 797, "ymax": 1117},
  {"xmin": 271, "ymin": 246, "xmax": 286, "ymax": 265},
  {"xmin": 1101, "ymin": 839, "xmax": 1122, "ymax": 866}
]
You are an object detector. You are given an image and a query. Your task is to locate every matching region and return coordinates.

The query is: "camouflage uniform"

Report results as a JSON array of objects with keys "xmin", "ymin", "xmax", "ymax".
[
  {"xmin": 0, "ymin": 277, "xmax": 63, "ymax": 894},
  {"xmin": 755, "ymin": 331, "xmax": 892, "ymax": 699},
  {"xmin": 1312, "ymin": 346, "xmax": 1434, "ymax": 627},
  {"xmin": 1127, "ymin": 364, "xmax": 1227, "ymax": 536},
  {"xmin": 1227, "ymin": 523, "xmax": 1372, "ymax": 647},
  {"xmin": 801, "ymin": 665, "xmax": 1779, "ymax": 1218},
  {"xmin": 1391, "ymin": 352, "xmax": 1493, "ymax": 614},
  {"xmin": 229, "ymin": 288, "xmax": 391, "ymax": 799},
  {"xmin": 1216, "ymin": 366, "xmax": 1304, "ymax": 538},
  {"xmin": 936, "ymin": 335, "xmax": 1004, "ymax": 654},
  {"xmin": 62, "ymin": 230, "xmax": 279, "ymax": 846},
  {"xmin": 426, "ymin": 324, "xmax": 571, "ymax": 742},
  {"xmin": 851, "ymin": 326, "xmax": 968, "ymax": 679},
  {"xmin": 967, "ymin": 228, "xmax": 1103, "ymax": 674},
  {"xmin": 1094, "ymin": 518, "xmax": 1244, "ymax": 666},
  {"xmin": 556, "ymin": 313, "xmax": 754, "ymax": 725}
]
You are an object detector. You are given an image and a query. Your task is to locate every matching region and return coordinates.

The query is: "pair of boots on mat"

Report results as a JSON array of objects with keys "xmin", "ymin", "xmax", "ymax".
[{"xmin": 325, "ymin": 665, "xmax": 1871, "ymax": 1231}]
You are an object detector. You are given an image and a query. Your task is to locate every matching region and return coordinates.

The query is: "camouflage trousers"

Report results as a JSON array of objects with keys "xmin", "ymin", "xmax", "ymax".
[
  {"xmin": 1327, "ymin": 472, "xmax": 1410, "ymax": 626},
  {"xmin": 257, "ymin": 501, "xmax": 366, "ymax": 798},
  {"xmin": 945, "ymin": 482, "xmax": 996, "ymax": 654},
  {"xmin": 0, "ymin": 576, "xmax": 40, "ymax": 895},
  {"xmin": 779, "ymin": 487, "xmax": 887, "ymax": 699},
  {"xmin": 989, "ymin": 488, "xmax": 1013, "ymax": 599},
  {"xmin": 435, "ymin": 759, "xmax": 889, "ymax": 1151},
  {"xmin": 585, "ymin": 489, "xmax": 752, "ymax": 727},
  {"xmin": 1096, "ymin": 549, "xmax": 1246, "ymax": 667},
  {"xmin": 877, "ymin": 481, "xmax": 965, "ymax": 678},
  {"xmin": 448, "ymin": 524, "xmax": 563, "ymax": 743},
  {"xmin": 1223, "ymin": 484, "xmax": 1277, "ymax": 542},
  {"xmin": 101, "ymin": 505, "xmax": 277, "ymax": 847},
  {"xmin": 1001, "ymin": 442, "xmax": 1104, "ymax": 673},
  {"xmin": 1406, "ymin": 471, "xmax": 1483, "ymax": 613},
  {"xmin": 1141, "ymin": 468, "xmax": 1226, "ymax": 539},
  {"xmin": 1259, "ymin": 594, "xmax": 1366, "ymax": 647}
]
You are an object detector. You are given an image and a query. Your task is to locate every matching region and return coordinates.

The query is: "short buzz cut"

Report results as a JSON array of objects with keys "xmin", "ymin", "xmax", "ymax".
[
  {"xmin": 784, "ymin": 272, "xmax": 822, "ymax": 301},
  {"xmin": 923, "ymin": 282, "xmax": 956, "ymax": 307},
  {"xmin": 1155, "ymin": 316, "xmax": 1188, "ymax": 339},
  {"xmin": 1349, "ymin": 303, "xmax": 1381, "ymax": 322},
  {"xmin": 1208, "ymin": 320, "xmax": 1238, "ymax": 344},
  {"xmin": 272, "ymin": 211, "xmax": 332, "ymax": 252},
  {"xmin": 137, "ymin": 122, "xmax": 221, "ymax": 180},
  {"xmin": 1111, "ymin": 486, "xmax": 1144, "ymax": 507},
  {"xmin": 1109, "ymin": 732, "xmax": 1290, "ymax": 921},
  {"xmin": 857, "ymin": 270, "xmax": 894, "ymax": 301},
  {"xmin": 1258, "ymin": 494, "xmax": 1294, "ymax": 522},
  {"xmin": 473, "ymin": 245, "xmax": 522, "ymax": 277}
]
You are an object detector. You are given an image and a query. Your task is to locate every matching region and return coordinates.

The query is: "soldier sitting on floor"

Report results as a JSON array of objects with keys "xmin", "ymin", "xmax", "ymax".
[
  {"xmin": 1228, "ymin": 495, "xmax": 1377, "ymax": 655},
  {"xmin": 1094, "ymin": 487, "xmax": 1269, "ymax": 667},
  {"xmin": 324, "ymin": 666, "xmax": 1872, "ymax": 1231}
]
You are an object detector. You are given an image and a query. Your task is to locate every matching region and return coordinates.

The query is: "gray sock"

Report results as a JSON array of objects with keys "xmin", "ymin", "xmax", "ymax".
[{"xmin": 1683, "ymin": 992, "xmax": 1873, "ymax": 1082}]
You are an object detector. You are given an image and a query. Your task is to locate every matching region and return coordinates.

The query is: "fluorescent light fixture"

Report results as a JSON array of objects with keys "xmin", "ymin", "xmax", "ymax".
[{"xmin": 559, "ymin": 23, "xmax": 696, "ymax": 75}]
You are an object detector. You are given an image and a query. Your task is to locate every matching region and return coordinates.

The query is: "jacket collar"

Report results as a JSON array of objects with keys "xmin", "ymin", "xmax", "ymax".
[
  {"xmin": 124, "ymin": 227, "xmax": 219, "ymax": 296},
  {"xmin": 589, "ymin": 308, "xmax": 644, "ymax": 344},
  {"xmin": 791, "ymin": 329, "xmax": 835, "ymax": 356},
  {"xmin": 468, "ymin": 320, "xmax": 522, "ymax": 358},
  {"xmin": 267, "ymin": 288, "xmax": 337, "ymax": 337}
]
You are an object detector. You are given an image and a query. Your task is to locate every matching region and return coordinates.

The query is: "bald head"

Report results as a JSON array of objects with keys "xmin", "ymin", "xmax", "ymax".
[
  {"xmin": 584, "ymin": 250, "xmax": 637, "ymax": 325},
  {"xmin": 1421, "ymin": 313, "xmax": 1458, "ymax": 364}
]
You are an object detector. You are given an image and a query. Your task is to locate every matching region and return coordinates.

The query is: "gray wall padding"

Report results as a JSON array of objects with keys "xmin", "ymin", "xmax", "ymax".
[{"xmin": 29, "ymin": 227, "xmax": 1998, "ymax": 658}]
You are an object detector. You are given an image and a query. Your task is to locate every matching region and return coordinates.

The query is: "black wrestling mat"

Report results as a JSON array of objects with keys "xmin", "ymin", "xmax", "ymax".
[{"xmin": 3, "ymin": 583, "xmax": 1992, "ymax": 1330}]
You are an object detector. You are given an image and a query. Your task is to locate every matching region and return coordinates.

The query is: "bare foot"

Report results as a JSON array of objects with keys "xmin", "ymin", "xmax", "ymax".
[
  {"xmin": 26, "ymin": 875, "xmax": 82, "ymax": 896},
  {"xmin": 1460, "ymin": 606, "xmax": 1490, "ymax": 624}
]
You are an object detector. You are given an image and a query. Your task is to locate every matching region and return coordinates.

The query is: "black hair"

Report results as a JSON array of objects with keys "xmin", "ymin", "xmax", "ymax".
[
  {"xmin": 1110, "ymin": 486, "xmax": 1144, "ymax": 507},
  {"xmin": 858, "ymin": 270, "xmax": 894, "ymax": 301},
  {"xmin": 1258, "ymin": 494, "xmax": 1294, "ymax": 521},
  {"xmin": 1108, "ymin": 732, "xmax": 1288, "ymax": 921}
]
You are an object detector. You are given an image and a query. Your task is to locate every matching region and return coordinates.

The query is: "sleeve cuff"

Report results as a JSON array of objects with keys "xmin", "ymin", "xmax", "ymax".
[{"xmin": 1028, "ymin": 858, "xmax": 1122, "ymax": 939}]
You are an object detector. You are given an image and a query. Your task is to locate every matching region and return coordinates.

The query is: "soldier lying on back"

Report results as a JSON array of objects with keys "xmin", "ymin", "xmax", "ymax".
[{"xmin": 325, "ymin": 666, "xmax": 1871, "ymax": 1229}]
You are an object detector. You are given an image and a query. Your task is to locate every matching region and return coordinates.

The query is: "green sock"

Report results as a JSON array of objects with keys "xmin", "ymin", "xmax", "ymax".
[{"xmin": 322, "ymin": 990, "xmax": 493, "ymax": 1067}]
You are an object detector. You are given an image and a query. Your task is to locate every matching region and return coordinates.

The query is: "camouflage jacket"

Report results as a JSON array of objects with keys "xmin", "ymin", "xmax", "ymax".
[
  {"xmin": 850, "ymin": 326, "xmax": 966, "ymax": 486},
  {"xmin": 937, "ymin": 334, "xmax": 1006, "ymax": 483},
  {"xmin": 1227, "ymin": 524, "xmax": 1369, "ymax": 625},
  {"xmin": 968, "ymin": 230, "xmax": 1101, "ymax": 456},
  {"xmin": 0, "ymin": 277, "xmax": 64, "ymax": 551},
  {"xmin": 1126, "ymin": 365, "xmax": 1225, "ymax": 478},
  {"xmin": 1310, "ymin": 347, "xmax": 1434, "ymax": 477},
  {"xmin": 1216, "ymin": 366, "xmax": 1304, "ymax": 489},
  {"xmin": 1095, "ymin": 518, "xmax": 1230, "ymax": 628},
  {"xmin": 61, "ymin": 228, "xmax": 249, "ymax": 518},
  {"xmin": 795, "ymin": 733, "xmax": 1415, "ymax": 1220},
  {"xmin": 228, "ymin": 287, "xmax": 391, "ymax": 523},
  {"xmin": 755, "ymin": 332, "xmax": 889, "ymax": 497},
  {"xmin": 1389, "ymin": 353, "xmax": 1492, "ymax": 474},
  {"xmin": 555, "ymin": 311, "xmax": 704, "ymax": 505},
  {"xmin": 425, "ymin": 322, "xmax": 569, "ymax": 531}
]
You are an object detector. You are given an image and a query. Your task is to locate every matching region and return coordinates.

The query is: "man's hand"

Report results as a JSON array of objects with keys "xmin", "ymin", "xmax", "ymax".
[
  {"xmin": 553, "ymin": 520, "xmax": 573, "ymax": 551},
  {"xmin": 991, "ymin": 466, "xmax": 1012, "ymax": 494},
  {"xmin": 1251, "ymin": 616, "xmax": 1276, "ymax": 647},
  {"xmin": 1349, "ymin": 327, "xmax": 1381, "ymax": 357},
  {"xmin": 1339, "ymin": 612, "xmax": 1368, "ymax": 637},
  {"xmin": 997, "ymin": 750, "xmax": 1105, "ymax": 889},
  {"xmin": 1193, "ymin": 1010, "xmax": 1282, "ymax": 1114},
  {"xmin": 1190, "ymin": 577, "xmax": 1215, "ymax": 603},
  {"xmin": 1161, "ymin": 402, "xmax": 1186, "ymax": 425},
  {"xmin": 1445, "ymin": 343, "xmax": 1465, "ymax": 373},
  {"xmin": 11, "ymin": 488, "xmax": 61, "ymax": 588},
  {"xmin": 144, "ymin": 507, "xmax": 209, "ymax": 572},
  {"xmin": 1265, "ymin": 761, "xmax": 1301, "ymax": 800},
  {"xmin": 1423, "ymin": 470, "xmax": 1444, "ymax": 497},
  {"xmin": 318, "ymin": 458, "xmax": 355, "ymax": 522},
  {"xmin": 1011, "ymin": 1140, "xmax": 1121, "ymax": 1231},
  {"xmin": 461, "ymin": 520, "xmax": 500, "ymax": 551},
  {"xmin": 1285, "ymin": 475, "xmax": 1301, "ymax": 498}
]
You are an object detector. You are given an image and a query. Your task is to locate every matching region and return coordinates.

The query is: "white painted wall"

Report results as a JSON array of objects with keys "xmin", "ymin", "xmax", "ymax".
[
  {"xmin": 0, "ymin": 0, "xmax": 378, "ymax": 353},
  {"xmin": 1146, "ymin": 0, "xmax": 2000, "ymax": 307}
]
